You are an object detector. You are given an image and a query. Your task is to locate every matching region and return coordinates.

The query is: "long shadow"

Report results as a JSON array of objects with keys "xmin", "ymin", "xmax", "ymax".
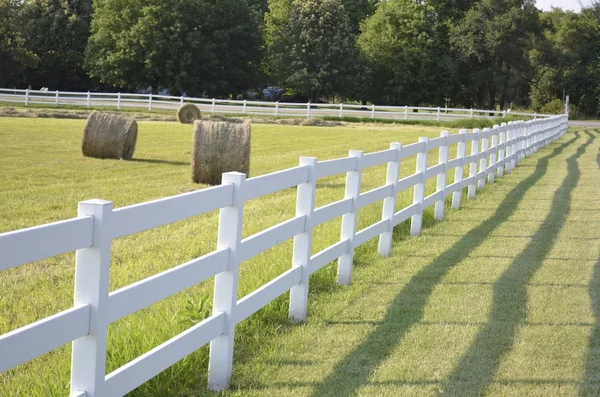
[
  {"xmin": 442, "ymin": 130, "xmax": 595, "ymax": 396},
  {"xmin": 309, "ymin": 132, "xmax": 581, "ymax": 397},
  {"xmin": 130, "ymin": 158, "xmax": 188, "ymax": 166}
]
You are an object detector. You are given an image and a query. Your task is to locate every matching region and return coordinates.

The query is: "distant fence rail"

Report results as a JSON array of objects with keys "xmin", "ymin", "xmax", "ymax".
[
  {"xmin": 0, "ymin": 114, "xmax": 568, "ymax": 396},
  {"xmin": 0, "ymin": 87, "xmax": 553, "ymax": 121}
]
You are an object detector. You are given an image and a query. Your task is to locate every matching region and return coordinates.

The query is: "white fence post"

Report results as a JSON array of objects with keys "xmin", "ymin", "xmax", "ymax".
[
  {"xmin": 243, "ymin": 99, "xmax": 247, "ymax": 114},
  {"xmin": 411, "ymin": 137, "xmax": 428, "ymax": 236},
  {"xmin": 470, "ymin": 108, "xmax": 474, "ymax": 119},
  {"xmin": 452, "ymin": 129, "xmax": 467, "ymax": 209},
  {"xmin": 405, "ymin": 105, "xmax": 408, "ymax": 120},
  {"xmin": 117, "ymin": 93, "xmax": 121, "ymax": 111},
  {"xmin": 478, "ymin": 127, "xmax": 489, "ymax": 190},
  {"xmin": 437, "ymin": 107, "xmax": 441, "ymax": 121},
  {"xmin": 434, "ymin": 131, "xmax": 449, "ymax": 221},
  {"xmin": 337, "ymin": 150, "xmax": 363, "ymax": 285},
  {"xmin": 180, "ymin": 95, "xmax": 184, "ymax": 106},
  {"xmin": 212, "ymin": 98, "xmax": 216, "ymax": 114},
  {"xmin": 307, "ymin": 102, "xmax": 311, "ymax": 119},
  {"xmin": 505, "ymin": 122, "xmax": 513, "ymax": 174},
  {"xmin": 488, "ymin": 125, "xmax": 499, "ymax": 184},
  {"xmin": 208, "ymin": 172, "xmax": 245, "ymax": 391},
  {"xmin": 497, "ymin": 122, "xmax": 506, "ymax": 178},
  {"xmin": 289, "ymin": 157, "xmax": 317, "ymax": 322},
  {"xmin": 87, "ymin": 91, "xmax": 91, "ymax": 108},
  {"xmin": 378, "ymin": 142, "xmax": 402, "ymax": 257},
  {"xmin": 24, "ymin": 88, "xmax": 29, "ymax": 106},
  {"xmin": 468, "ymin": 129, "xmax": 480, "ymax": 199},
  {"xmin": 275, "ymin": 101, "xmax": 279, "ymax": 117},
  {"xmin": 148, "ymin": 93, "xmax": 152, "ymax": 112},
  {"xmin": 55, "ymin": 90, "xmax": 59, "ymax": 106},
  {"xmin": 70, "ymin": 199, "xmax": 113, "ymax": 397},
  {"xmin": 339, "ymin": 103, "xmax": 343, "ymax": 119},
  {"xmin": 371, "ymin": 104, "xmax": 375, "ymax": 119}
]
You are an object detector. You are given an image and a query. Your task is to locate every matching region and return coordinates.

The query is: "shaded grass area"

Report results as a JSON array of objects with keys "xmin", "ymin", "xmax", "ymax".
[
  {"xmin": 224, "ymin": 129, "xmax": 600, "ymax": 396},
  {"xmin": 0, "ymin": 117, "xmax": 450, "ymax": 395}
]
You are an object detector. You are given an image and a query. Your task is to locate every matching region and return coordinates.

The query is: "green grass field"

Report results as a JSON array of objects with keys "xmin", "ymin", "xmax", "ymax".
[{"xmin": 0, "ymin": 117, "xmax": 597, "ymax": 396}]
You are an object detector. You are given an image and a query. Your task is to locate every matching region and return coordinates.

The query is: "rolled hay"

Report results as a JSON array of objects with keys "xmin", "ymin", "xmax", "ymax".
[
  {"xmin": 192, "ymin": 120, "xmax": 251, "ymax": 185},
  {"xmin": 177, "ymin": 103, "xmax": 202, "ymax": 124},
  {"xmin": 82, "ymin": 111, "xmax": 137, "ymax": 160}
]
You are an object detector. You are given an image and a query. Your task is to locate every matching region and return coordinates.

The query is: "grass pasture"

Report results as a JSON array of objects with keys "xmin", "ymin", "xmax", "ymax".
[
  {"xmin": 1, "ymin": 117, "xmax": 598, "ymax": 396},
  {"xmin": 0, "ymin": 117, "xmax": 450, "ymax": 396}
]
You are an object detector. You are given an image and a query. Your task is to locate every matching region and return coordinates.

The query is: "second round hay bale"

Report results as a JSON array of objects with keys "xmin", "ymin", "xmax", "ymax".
[
  {"xmin": 82, "ymin": 111, "xmax": 137, "ymax": 160},
  {"xmin": 192, "ymin": 120, "xmax": 251, "ymax": 185},
  {"xmin": 177, "ymin": 103, "xmax": 202, "ymax": 124}
]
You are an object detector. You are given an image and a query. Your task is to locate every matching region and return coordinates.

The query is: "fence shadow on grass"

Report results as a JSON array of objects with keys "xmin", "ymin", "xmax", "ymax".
[
  {"xmin": 308, "ymin": 132, "xmax": 581, "ymax": 397},
  {"xmin": 442, "ymin": 130, "xmax": 595, "ymax": 396}
]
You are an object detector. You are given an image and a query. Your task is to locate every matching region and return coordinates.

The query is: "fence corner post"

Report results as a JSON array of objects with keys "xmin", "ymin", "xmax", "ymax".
[
  {"xmin": 337, "ymin": 150, "xmax": 363, "ymax": 285},
  {"xmin": 208, "ymin": 172, "xmax": 246, "ymax": 391},
  {"xmin": 452, "ymin": 129, "xmax": 467, "ymax": 209},
  {"xmin": 411, "ymin": 137, "xmax": 429, "ymax": 236},
  {"xmin": 70, "ymin": 199, "xmax": 113, "ymax": 397},
  {"xmin": 289, "ymin": 157, "xmax": 317, "ymax": 323},
  {"xmin": 378, "ymin": 142, "xmax": 402, "ymax": 257},
  {"xmin": 468, "ymin": 129, "xmax": 480, "ymax": 199},
  {"xmin": 434, "ymin": 131, "xmax": 449, "ymax": 221}
]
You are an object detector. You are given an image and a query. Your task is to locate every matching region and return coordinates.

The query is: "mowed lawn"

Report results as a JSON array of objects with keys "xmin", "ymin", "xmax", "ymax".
[{"xmin": 0, "ymin": 117, "xmax": 452, "ymax": 396}]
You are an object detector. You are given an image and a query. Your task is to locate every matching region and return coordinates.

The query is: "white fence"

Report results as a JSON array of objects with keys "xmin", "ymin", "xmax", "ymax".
[
  {"xmin": 0, "ymin": 87, "xmax": 552, "ymax": 121},
  {"xmin": 0, "ymin": 114, "xmax": 568, "ymax": 396}
]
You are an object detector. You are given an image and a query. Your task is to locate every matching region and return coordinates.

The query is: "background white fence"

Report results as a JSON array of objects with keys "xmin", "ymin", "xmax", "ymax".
[
  {"xmin": 0, "ymin": 114, "xmax": 568, "ymax": 396},
  {"xmin": 0, "ymin": 87, "xmax": 554, "ymax": 121}
]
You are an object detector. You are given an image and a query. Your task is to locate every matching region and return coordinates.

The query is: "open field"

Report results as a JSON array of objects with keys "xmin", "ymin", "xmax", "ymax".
[{"xmin": 0, "ymin": 117, "xmax": 452, "ymax": 395}]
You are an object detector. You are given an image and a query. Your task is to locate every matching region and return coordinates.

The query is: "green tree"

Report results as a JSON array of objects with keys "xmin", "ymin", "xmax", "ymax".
[
  {"xmin": 265, "ymin": 0, "xmax": 362, "ymax": 102},
  {"xmin": 86, "ymin": 0, "xmax": 262, "ymax": 96},
  {"xmin": 20, "ymin": 0, "xmax": 93, "ymax": 90},
  {"xmin": 0, "ymin": 0, "xmax": 37, "ymax": 87}
]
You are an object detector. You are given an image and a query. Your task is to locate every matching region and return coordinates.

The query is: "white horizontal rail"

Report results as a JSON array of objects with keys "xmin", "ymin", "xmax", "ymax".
[
  {"xmin": 112, "ymin": 184, "xmax": 233, "ymax": 239},
  {"xmin": 107, "ymin": 249, "xmax": 229, "ymax": 323},
  {"xmin": 244, "ymin": 166, "xmax": 309, "ymax": 201},
  {"xmin": 354, "ymin": 219, "xmax": 389, "ymax": 247},
  {"xmin": 393, "ymin": 203, "xmax": 421, "ymax": 226},
  {"xmin": 308, "ymin": 239, "xmax": 350, "ymax": 275},
  {"xmin": 0, "ymin": 217, "xmax": 94, "ymax": 271},
  {"xmin": 238, "ymin": 216, "xmax": 306, "ymax": 262},
  {"xmin": 314, "ymin": 157, "xmax": 357, "ymax": 179},
  {"xmin": 104, "ymin": 312, "xmax": 225, "ymax": 396},
  {"xmin": 312, "ymin": 198, "xmax": 353, "ymax": 227},
  {"xmin": 235, "ymin": 266, "xmax": 302, "ymax": 324},
  {"xmin": 361, "ymin": 149, "xmax": 397, "ymax": 169},
  {"xmin": 399, "ymin": 141, "xmax": 426, "ymax": 159},
  {"xmin": 423, "ymin": 191, "xmax": 444, "ymax": 209},
  {"xmin": 396, "ymin": 173, "xmax": 422, "ymax": 193},
  {"xmin": 0, "ymin": 304, "xmax": 90, "ymax": 372},
  {"xmin": 425, "ymin": 163, "xmax": 445, "ymax": 180},
  {"xmin": 357, "ymin": 184, "xmax": 394, "ymax": 209}
]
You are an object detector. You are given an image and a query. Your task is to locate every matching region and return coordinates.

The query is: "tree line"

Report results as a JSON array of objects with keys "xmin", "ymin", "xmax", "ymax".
[{"xmin": 1, "ymin": 0, "xmax": 599, "ymax": 116}]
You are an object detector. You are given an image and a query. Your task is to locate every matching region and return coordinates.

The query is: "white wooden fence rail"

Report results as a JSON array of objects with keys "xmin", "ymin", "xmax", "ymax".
[
  {"xmin": 0, "ymin": 114, "xmax": 568, "ymax": 396},
  {"xmin": 0, "ymin": 87, "xmax": 552, "ymax": 121}
]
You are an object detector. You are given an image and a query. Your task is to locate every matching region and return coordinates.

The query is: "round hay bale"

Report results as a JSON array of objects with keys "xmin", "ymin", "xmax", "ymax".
[
  {"xmin": 82, "ymin": 111, "xmax": 137, "ymax": 160},
  {"xmin": 177, "ymin": 103, "xmax": 202, "ymax": 124},
  {"xmin": 192, "ymin": 120, "xmax": 251, "ymax": 185}
]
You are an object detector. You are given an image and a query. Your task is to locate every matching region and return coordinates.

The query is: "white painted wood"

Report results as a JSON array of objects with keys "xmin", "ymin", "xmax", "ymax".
[
  {"xmin": 0, "ymin": 217, "xmax": 94, "ymax": 271},
  {"xmin": 435, "ymin": 131, "xmax": 449, "ymax": 221},
  {"xmin": 447, "ymin": 133, "xmax": 466, "ymax": 145},
  {"xmin": 337, "ymin": 150, "xmax": 363, "ymax": 285},
  {"xmin": 107, "ymin": 249, "xmax": 229, "ymax": 323},
  {"xmin": 208, "ymin": 172, "xmax": 245, "ymax": 391},
  {"xmin": 112, "ymin": 184, "xmax": 234, "ymax": 239},
  {"xmin": 244, "ymin": 166, "xmax": 309, "ymax": 201},
  {"xmin": 488, "ymin": 126, "xmax": 499, "ymax": 183},
  {"xmin": 308, "ymin": 239, "xmax": 350, "ymax": 275},
  {"xmin": 478, "ymin": 127, "xmax": 490, "ymax": 190},
  {"xmin": 0, "ymin": 304, "xmax": 90, "ymax": 372},
  {"xmin": 71, "ymin": 391, "xmax": 87, "ymax": 397},
  {"xmin": 411, "ymin": 137, "xmax": 428, "ymax": 236},
  {"xmin": 399, "ymin": 141, "xmax": 426, "ymax": 159},
  {"xmin": 425, "ymin": 163, "xmax": 445, "ymax": 180},
  {"xmin": 238, "ymin": 216, "xmax": 306, "ymax": 262},
  {"xmin": 314, "ymin": 157, "xmax": 357, "ymax": 179},
  {"xmin": 312, "ymin": 198, "xmax": 353, "ymax": 227},
  {"xmin": 446, "ymin": 181, "xmax": 462, "ymax": 195},
  {"xmin": 378, "ymin": 142, "xmax": 402, "ymax": 257},
  {"xmin": 464, "ymin": 154, "xmax": 478, "ymax": 164},
  {"xmin": 357, "ymin": 184, "xmax": 394, "ymax": 209},
  {"xmin": 105, "ymin": 312, "xmax": 225, "ymax": 397},
  {"xmin": 451, "ymin": 129, "xmax": 468, "ymax": 209},
  {"xmin": 468, "ymin": 129, "xmax": 480, "ymax": 199},
  {"xmin": 362, "ymin": 148, "xmax": 396, "ymax": 168},
  {"xmin": 504, "ymin": 122, "xmax": 513, "ymax": 174},
  {"xmin": 289, "ymin": 157, "xmax": 317, "ymax": 322},
  {"xmin": 427, "ymin": 136, "xmax": 446, "ymax": 150},
  {"xmin": 237, "ymin": 267, "xmax": 302, "ymax": 324},
  {"xmin": 393, "ymin": 203, "xmax": 420, "ymax": 226},
  {"xmin": 465, "ymin": 132, "xmax": 480, "ymax": 141},
  {"xmin": 447, "ymin": 157, "xmax": 462, "ymax": 170},
  {"xmin": 423, "ymin": 191, "xmax": 444, "ymax": 209},
  {"xmin": 396, "ymin": 172, "xmax": 422, "ymax": 193},
  {"xmin": 71, "ymin": 199, "xmax": 113, "ymax": 397},
  {"xmin": 354, "ymin": 219, "xmax": 389, "ymax": 247}
]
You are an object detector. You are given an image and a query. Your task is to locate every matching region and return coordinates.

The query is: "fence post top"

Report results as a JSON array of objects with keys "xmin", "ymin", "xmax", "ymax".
[
  {"xmin": 459, "ymin": 128, "xmax": 468, "ymax": 134},
  {"xmin": 78, "ymin": 199, "xmax": 112, "ymax": 207},
  {"xmin": 299, "ymin": 156, "xmax": 317, "ymax": 165},
  {"xmin": 418, "ymin": 136, "xmax": 429, "ymax": 142},
  {"xmin": 349, "ymin": 150, "xmax": 363, "ymax": 158},
  {"xmin": 390, "ymin": 142, "xmax": 402, "ymax": 149}
]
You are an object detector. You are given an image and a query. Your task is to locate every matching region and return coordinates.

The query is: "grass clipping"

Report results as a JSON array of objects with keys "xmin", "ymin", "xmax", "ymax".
[
  {"xmin": 177, "ymin": 103, "xmax": 201, "ymax": 124},
  {"xmin": 192, "ymin": 120, "xmax": 251, "ymax": 185},
  {"xmin": 82, "ymin": 111, "xmax": 137, "ymax": 159}
]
